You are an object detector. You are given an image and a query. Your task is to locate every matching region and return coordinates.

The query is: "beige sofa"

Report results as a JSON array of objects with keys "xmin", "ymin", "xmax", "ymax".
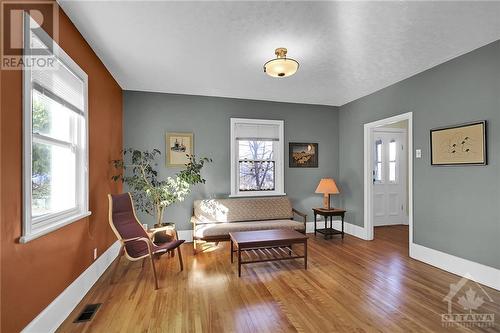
[{"xmin": 191, "ymin": 196, "xmax": 307, "ymax": 253}]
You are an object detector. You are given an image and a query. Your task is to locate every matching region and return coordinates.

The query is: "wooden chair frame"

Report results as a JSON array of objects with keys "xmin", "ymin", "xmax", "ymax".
[{"xmin": 108, "ymin": 193, "xmax": 183, "ymax": 290}]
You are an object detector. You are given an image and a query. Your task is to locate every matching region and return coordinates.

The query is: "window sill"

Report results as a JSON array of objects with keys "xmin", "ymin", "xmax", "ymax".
[
  {"xmin": 20, "ymin": 211, "xmax": 92, "ymax": 243},
  {"xmin": 229, "ymin": 192, "xmax": 286, "ymax": 198}
]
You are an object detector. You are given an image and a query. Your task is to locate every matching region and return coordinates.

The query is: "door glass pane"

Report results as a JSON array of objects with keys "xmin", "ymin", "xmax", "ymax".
[
  {"xmin": 375, "ymin": 162, "xmax": 382, "ymax": 182},
  {"xmin": 374, "ymin": 139, "xmax": 383, "ymax": 182},
  {"xmin": 389, "ymin": 140, "xmax": 397, "ymax": 161},
  {"xmin": 389, "ymin": 161, "xmax": 396, "ymax": 182},
  {"xmin": 376, "ymin": 140, "xmax": 382, "ymax": 162},
  {"xmin": 32, "ymin": 142, "xmax": 76, "ymax": 218}
]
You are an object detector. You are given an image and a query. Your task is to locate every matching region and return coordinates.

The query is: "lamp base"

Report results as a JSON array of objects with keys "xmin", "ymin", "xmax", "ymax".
[{"xmin": 323, "ymin": 194, "xmax": 332, "ymax": 210}]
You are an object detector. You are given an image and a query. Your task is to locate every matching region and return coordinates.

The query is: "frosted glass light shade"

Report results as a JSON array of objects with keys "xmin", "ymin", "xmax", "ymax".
[{"xmin": 264, "ymin": 58, "xmax": 299, "ymax": 77}]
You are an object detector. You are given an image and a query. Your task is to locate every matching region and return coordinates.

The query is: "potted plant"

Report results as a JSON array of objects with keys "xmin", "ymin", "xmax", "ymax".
[{"xmin": 111, "ymin": 148, "xmax": 211, "ymax": 227}]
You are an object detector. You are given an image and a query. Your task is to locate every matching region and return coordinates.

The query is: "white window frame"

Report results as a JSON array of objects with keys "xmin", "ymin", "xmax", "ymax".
[
  {"xmin": 21, "ymin": 13, "xmax": 90, "ymax": 243},
  {"xmin": 230, "ymin": 118, "xmax": 285, "ymax": 197}
]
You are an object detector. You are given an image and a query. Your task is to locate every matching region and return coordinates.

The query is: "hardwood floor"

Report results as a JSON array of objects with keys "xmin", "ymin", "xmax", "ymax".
[{"xmin": 57, "ymin": 226, "xmax": 500, "ymax": 333}]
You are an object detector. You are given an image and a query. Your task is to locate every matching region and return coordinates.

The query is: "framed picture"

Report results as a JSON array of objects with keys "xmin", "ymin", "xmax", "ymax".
[
  {"xmin": 289, "ymin": 142, "xmax": 318, "ymax": 168},
  {"xmin": 166, "ymin": 132, "xmax": 193, "ymax": 167},
  {"xmin": 430, "ymin": 121, "xmax": 487, "ymax": 166}
]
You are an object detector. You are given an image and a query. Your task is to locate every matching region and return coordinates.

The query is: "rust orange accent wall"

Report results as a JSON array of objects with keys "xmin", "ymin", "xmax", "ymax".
[{"xmin": 0, "ymin": 3, "xmax": 123, "ymax": 332}]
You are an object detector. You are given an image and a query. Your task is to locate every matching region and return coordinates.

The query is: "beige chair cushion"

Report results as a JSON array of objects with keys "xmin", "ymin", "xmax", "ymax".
[
  {"xmin": 194, "ymin": 219, "xmax": 305, "ymax": 238},
  {"xmin": 193, "ymin": 197, "xmax": 293, "ymax": 223}
]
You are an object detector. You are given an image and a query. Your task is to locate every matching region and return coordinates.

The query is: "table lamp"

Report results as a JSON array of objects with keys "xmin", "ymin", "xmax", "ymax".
[{"xmin": 315, "ymin": 178, "xmax": 340, "ymax": 209}]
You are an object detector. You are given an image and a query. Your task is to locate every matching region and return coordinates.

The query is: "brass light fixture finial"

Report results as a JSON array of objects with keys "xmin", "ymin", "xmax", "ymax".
[{"xmin": 275, "ymin": 47, "xmax": 287, "ymax": 58}]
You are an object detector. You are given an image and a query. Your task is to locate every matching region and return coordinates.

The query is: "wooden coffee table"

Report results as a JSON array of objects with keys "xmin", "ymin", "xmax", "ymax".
[{"xmin": 229, "ymin": 229, "xmax": 308, "ymax": 277}]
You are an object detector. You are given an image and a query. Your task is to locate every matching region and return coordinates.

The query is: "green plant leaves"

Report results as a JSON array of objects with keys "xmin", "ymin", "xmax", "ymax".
[{"xmin": 111, "ymin": 148, "xmax": 211, "ymax": 217}]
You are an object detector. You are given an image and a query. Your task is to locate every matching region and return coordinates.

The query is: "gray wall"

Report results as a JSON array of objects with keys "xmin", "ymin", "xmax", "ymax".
[
  {"xmin": 339, "ymin": 40, "xmax": 500, "ymax": 269},
  {"xmin": 124, "ymin": 92, "xmax": 339, "ymax": 230}
]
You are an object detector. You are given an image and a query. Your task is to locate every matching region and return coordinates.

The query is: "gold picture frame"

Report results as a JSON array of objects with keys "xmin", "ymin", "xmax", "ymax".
[
  {"xmin": 430, "ymin": 121, "xmax": 487, "ymax": 166},
  {"xmin": 166, "ymin": 132, "xmax": 194, "ymax": 167}
]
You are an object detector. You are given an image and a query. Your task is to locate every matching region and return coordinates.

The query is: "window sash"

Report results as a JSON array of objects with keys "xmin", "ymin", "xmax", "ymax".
[
  {"xmin": 31, "ymin": 79, "xmax": 80, "ymax": 221},
  {"xmin": 31, "ymin": 138, "xmax": 79, "ymax": 217},
  {"xmin": 33, "ymin": 132, "xmax": 75, "ymax": 150},
  {"xmin": 236, "ymin": 140, "xmax": 278, "ymax": 193},
  {"xmin": 237, "ymin": 160, "xmax": 276, "ymax": 192}
]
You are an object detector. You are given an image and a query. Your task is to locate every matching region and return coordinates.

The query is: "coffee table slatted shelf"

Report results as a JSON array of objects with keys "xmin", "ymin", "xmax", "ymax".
[
  {"xmin": 240, "ymin": 246, "xmax": 301, "ymax": 263},
  {"xmin": 229, "ymin": 230, "xmax": 308, "ymax": 277}
]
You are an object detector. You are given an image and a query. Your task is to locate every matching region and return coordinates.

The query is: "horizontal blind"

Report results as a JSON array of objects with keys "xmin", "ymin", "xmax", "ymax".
[
  {"xmin": 235, "ymin": 123, "xmax": 280, "ymax": 141},
  {"xmin": 30, "ymin": 32, "xmax": 84, "ymax": 113}
]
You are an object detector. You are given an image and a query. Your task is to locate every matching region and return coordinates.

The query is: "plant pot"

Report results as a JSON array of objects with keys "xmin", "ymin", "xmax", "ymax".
[
  {"xmin": 153, "ymin": 222, "xmax": 174, "ymax": 228},
  {"xmin": 151, "ymin": 223, "xmax": 175, "ymax": 244}
]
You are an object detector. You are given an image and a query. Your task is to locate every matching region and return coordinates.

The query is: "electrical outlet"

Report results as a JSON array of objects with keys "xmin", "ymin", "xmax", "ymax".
[
  {"xmin": 415, "ymin": 149, "xmax": 422, "ymax": 158},
  {"xmin": 93, "ymin": 248, "xmax": 97, "ymax": 260}
]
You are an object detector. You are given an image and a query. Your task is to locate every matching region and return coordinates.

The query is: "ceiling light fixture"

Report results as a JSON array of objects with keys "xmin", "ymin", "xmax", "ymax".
[{"xmin": 263, "ymin": 47, "xmax": 299, "ymax": 78}]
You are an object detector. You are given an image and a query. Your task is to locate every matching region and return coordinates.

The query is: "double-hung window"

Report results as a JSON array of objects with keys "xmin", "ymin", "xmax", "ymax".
[
  {"xmin": 230, "ymin": 118, "xmax": 284, "ymax": 196},
  {"xmin": 21, "ymin": 14, "xmax": 90, "ymax": 243}
]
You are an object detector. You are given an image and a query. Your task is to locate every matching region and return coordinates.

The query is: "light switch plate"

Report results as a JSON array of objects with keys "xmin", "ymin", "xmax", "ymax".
[{"xmin": 416, "ymin": 149, "xmax": 422, "ymax": 158}]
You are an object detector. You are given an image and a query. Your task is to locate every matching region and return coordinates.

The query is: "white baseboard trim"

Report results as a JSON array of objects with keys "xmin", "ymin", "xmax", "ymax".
[
  {"xmin": 410, "ymin": 243, "xmax": 500, "ymax": 291},
  {"xmin": 374, "ymin": 222, "xmax": 408, "ymax": 227},
  {"xmin": 177, "ymin": 229, "xmax": 193, "ymax": 242},
  {"xmin": 305, "ymin": 220, "xmax": 368, "ymax": 240},
  {"xmin": 22, "ymin": 240, "xmax": 121, "ymax": 333},
  {"xmin": 179, "ymin": 220, "xmax": 368, "ymax": 243}
]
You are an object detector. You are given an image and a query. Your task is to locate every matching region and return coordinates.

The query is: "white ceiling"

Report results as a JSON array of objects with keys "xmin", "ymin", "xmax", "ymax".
[{"xmin": 58, "ymin": 1, "xmax": 500, "ymax": 106}]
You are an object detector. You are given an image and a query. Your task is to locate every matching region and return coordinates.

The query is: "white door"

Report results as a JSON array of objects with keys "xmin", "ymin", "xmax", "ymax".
[{"xmin": 372, "ymin": 130, "xmax": 406, "ymax": 226}]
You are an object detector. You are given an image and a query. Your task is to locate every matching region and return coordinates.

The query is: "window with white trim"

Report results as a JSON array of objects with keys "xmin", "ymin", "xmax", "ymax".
[
  {"xmin": 21, "ymin": 14, "xmax": 90, "ymax": 243},
  {"xmin": 230, "ymin": 118, "xmax": 284, "ymax": 196}
]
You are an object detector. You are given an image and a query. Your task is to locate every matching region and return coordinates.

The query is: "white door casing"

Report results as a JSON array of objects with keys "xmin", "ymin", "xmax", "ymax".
[{"xmin": 364, "ymin": 112, "xmax": 413, "ymax": 243}]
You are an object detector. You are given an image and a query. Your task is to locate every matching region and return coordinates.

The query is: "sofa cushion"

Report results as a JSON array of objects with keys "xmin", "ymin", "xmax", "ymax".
[
  {"xmin": 194, "ymin": 219, "xmax": 305, "ymax": 238},
  {"xmin": 193, "ymin": 197, "xmax": 293, "ymax": 223}
]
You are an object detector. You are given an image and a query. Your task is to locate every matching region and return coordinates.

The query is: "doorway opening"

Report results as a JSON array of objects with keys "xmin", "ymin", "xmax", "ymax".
[{"xmin": 363, "ymin": 112, "xmax": 413, "ymax": 250}]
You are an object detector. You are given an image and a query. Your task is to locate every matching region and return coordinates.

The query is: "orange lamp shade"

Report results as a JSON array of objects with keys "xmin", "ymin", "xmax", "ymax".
[
  {"xmin": 315, "ymin": 178, "xmax": 339, "ymax": 209},
  {"xmin": 315, "ymin": 178, "xmax": 339, "ymax": 194}
]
